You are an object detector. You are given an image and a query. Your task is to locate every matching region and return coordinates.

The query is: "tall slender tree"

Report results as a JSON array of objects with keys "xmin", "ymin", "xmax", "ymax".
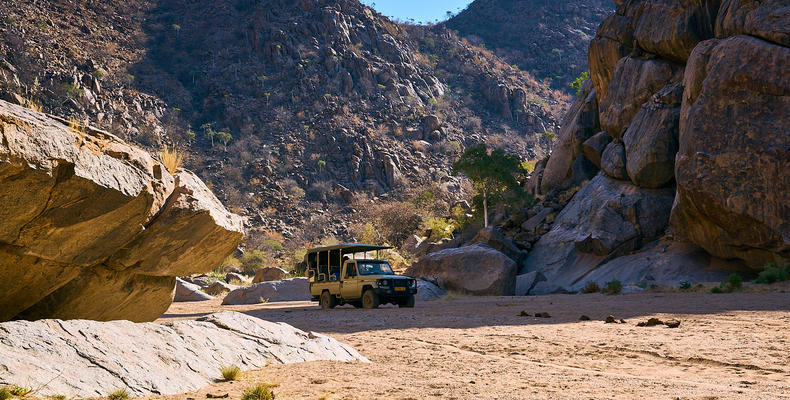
[{"xmin": 452, "ymin": 144, "xmax": 522, "ymax": 227}]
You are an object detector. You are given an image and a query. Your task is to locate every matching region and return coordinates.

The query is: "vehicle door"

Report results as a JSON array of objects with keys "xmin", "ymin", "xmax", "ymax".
[{"xmin": 340, "ymin": 261, "xmax": 359, "ymax": 299}]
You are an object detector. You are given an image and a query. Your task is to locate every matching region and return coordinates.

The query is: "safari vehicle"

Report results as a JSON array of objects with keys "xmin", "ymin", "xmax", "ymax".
[{"xmin": 306, "ymin": 244, "xmax": 417, "ymax": 309}]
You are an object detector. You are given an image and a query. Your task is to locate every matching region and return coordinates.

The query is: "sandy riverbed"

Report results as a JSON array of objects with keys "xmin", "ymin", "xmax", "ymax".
[{"xmin": 155, "ymin": 289, "xmax": 790, "ymax": 399}]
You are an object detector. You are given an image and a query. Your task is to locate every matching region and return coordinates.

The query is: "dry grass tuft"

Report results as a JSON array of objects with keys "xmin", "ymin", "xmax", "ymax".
[
  {"xmin": 106, "ymin": 388, "xmax": 129, "ymax": 400},
  {"xmin": 220, "ymin": 364, "xmax": 241, "ymax": 381},
  {"xmin": 68, "ymin": 116, "xmax": 86, "ymax": 139},
  {"xmin": 159, "ymin": 146, "xmax": 184, "ymax": 174},
  {"xmin": 25, "ymin": 96, "xmax": 42, "ymax": 112},
  {"xmin": 241, "ymin": 384, "xmax": 276, "ymax": 400}
]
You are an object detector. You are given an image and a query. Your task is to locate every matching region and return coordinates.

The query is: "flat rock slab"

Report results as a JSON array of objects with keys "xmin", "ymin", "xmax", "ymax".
[
  {"xmin": 0, "ymin": 311, "xmax": 367, "ymax": 398},
  {"xmin": 222, "ymin": 278, "xmax": 310, "ymax": 305}
]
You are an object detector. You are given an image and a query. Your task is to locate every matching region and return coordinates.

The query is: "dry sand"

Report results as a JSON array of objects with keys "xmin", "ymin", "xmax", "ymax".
[{"xmin": 156, "ymin": 289, "xmax": 790, "ymax": 399}]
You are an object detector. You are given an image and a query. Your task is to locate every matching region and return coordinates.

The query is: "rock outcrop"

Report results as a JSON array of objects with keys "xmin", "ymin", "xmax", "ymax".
[
  {"xmin": 672, "ymin": 34, "xmax": 790, "ymax": 267},
  {"xmin": 521, "ymin": 174, "xmax": 674, "ymax": 292},
  {"xmin": 174, "ymin": 278, "xmax": 214, "ymax": 302},
  {"xmin": 0, "ymin": 311, "xmax": 367, "ymax": 398},
  {"xmin": 405, "ymin": 244, "xmax": 517, "ymax": 296},
  {"xmin": 252, "ymin": 267, "xmax": 288, "ymax": 283},
  {"xmin": 0, "ymin": 101, "xmax": 244, "ymax": 321},
  {"xmin": 222, "ymin": 278, "xmax": 310, "ymax": 305},
  {"xmin": 528, "ymin": 0, "xmax": 788, "ymax": 291}
]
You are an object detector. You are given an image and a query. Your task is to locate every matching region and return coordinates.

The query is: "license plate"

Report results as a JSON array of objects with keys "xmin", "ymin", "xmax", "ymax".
[{"xmin": 394, "ymin": 287, "xmax": 406, "ymax": 291}]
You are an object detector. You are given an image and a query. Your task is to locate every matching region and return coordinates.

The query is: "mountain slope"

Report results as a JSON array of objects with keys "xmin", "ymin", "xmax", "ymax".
[
  {"xmin": 0, "ymin": 0, "xmax": 568, "ymax": 248},
  {"xmin": 446, "ymin": 0, "xmax": 613, "ymax": 91}
]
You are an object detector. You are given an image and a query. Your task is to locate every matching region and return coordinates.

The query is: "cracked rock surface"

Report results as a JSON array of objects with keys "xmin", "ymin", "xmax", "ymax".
[{"xmin": 0, "ymin": 311, "xmax": 367, "ymax": 398}]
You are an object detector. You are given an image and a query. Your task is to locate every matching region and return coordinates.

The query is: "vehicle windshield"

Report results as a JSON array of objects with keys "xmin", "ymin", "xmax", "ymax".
[{"xmin": 357, "ymin": 261, "xmax": 394, "ymax": 275}]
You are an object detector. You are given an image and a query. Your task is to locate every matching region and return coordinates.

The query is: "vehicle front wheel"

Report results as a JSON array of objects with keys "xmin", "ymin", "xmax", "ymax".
[
  {"xmin": 362, "ymin": 289, "xmax": 380, "ymax": 309},
  {"xmin": 320, "ymin": 291, "xmax": 336, "ymax": 310},
  {"xmin": 398, "ymin": 295, "xmax": 415, "ymax": 308}
]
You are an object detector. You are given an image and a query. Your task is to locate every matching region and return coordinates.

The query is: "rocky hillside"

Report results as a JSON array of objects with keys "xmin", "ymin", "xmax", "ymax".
[
  {"xmin": 0, "ymin": 0, "xmax": 569, "ymax": 248},
  {"xmin": 516, "ymin": 0, "xmax": 788, "ymax": 293},
  {"xmin": 446, "ymin": 0, "xmax": 613, "ymax": 91},
  {"xmin": 0, "ymin": 100, "xmax": 243, "ymax": 322}
]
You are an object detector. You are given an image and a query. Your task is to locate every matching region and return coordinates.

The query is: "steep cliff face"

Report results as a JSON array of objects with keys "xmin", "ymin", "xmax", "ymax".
[
  {"xmin": 521, "ymin": 0, "xmax": 788, "ymax": 291},
  {"xmin": 0, "ymin": 100, "xmax": 244, "ymax": 321}
]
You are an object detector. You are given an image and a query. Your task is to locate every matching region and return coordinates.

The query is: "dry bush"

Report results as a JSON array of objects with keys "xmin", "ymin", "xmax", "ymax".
[
  {"xmin": 241, "ymin": 384, "xmax": 275, "ymax": 400},
  {"xmin": 361, "ymin": 201, "xmax": 423, "ymax": 247},
  {"xmin": 159, "ymin": 146, "xmax": 184, "ymax": 174},
  {"xmin": 220, "ymin": 365, "xmax": 241, "ymax": 381}
]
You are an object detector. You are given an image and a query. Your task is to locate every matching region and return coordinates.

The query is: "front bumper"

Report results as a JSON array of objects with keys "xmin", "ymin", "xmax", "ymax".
[{"xmin": 374, "ymin": 287, "xmax": 417, "ymax": 296}]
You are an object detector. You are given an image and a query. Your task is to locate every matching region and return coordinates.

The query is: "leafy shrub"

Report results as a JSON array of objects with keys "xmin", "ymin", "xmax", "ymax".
[
  {"xmin": 601, "ymin": 280, "xmax": 622, "ymax": 295},
  {"xmin": 0, "ymin": 388, "xmax": 11, "ymax": 400},
  {"xmin": 107, "ymin": 388, "xmax": 129, "ymax": 400},
  {"xmin": 581, "ymin": 281, "xmax": 600, "ymax": 294},
  {"xmin": 754, "ymin": 262, "xmax": 789, "ymax": 284},
  {"xmin": 570, "ymin": 71, "xmax": 590, "ymax": 95},
  {"xmin": 424, "ymin": 217, "xmax": 454, "ymax": 241},
  {"xmin": 62, "ymin": 83, "xmax": 84, "ymax": 98},
  {"xmin": 728, "ymin": 273, "xmax": 742, "ymax": 290},
  {"xmin": 220, "ymin": 365, "xmax": 240, "ymax": 381},
  {"xmin": 240, "ymin": 250, "xmax": 269, "ymax": 275},
  {"xmin": 242, "ymin": 384, "xmax": 275, "ymax": 400},
  {"xmin": 711, "ymin": 273, "xmax": 743, "ymax": 293}
]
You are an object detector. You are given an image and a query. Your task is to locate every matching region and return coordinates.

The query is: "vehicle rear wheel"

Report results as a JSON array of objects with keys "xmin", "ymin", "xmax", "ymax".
[
  {"xmin": 398, "ymin": 295, "xmax": 415, "ymax": 308},
  {"xmin": 362, "ymin": 289, "xmax": 379, "ymax": 309},
  {"xmin": 320, "ymin": 291, "xmax": 336, "ymax": 310}
]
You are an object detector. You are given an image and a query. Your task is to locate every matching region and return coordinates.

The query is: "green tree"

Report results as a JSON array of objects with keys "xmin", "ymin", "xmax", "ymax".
[
  {"xmin": 452, "ymin": 144, "xmax": 522, "ymax": 228},
  {"xmin": 201, "ymin": 123, "xmax": 215, "ymax": 147},
  {"xmin": 216, "ymin": 131, "xmax": 232, "ymax": 151}
]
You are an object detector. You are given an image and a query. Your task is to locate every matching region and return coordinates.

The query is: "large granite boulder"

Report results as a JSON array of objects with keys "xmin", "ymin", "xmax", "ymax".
[
  {"xmin": 252, "ymin": 267, "xmax": 288, "ymax": 283},
  {"xmin": 405, "ymin": 244, "xmax": 517, "ymax": 295},
  {"xmin": 588, "ymin": 12, "xmax": 635, "ymax": 105},
  {"xmin": 600, "ymin": 141, "xmax": 628, "ymax": 180},
  {"xmin": 466, "ymin": 226, "xmax": 526, "ymax": 263},
  {"xmin": 541, "ymin": 80, "xmax": 600, "ymax": 192},
  {"xmin": 716, "ymin": 0, "xmax": 790, "ymax": 47},
  {"xmin": 599, "ymin": 56, "xmax": 683, "ymax": 138},
  {"xmin": 581, "ymin": 131, "xmax": 612, "ymax": 169},
  {"xmin": 174, "ymin": 278, "xmax": 214, "ymax": 302},
  {"xmin": 0, "ymin": 100, "xmax": 244, "ymax": 321},
  {"xmin": 521, "ymin": 174, "xmax": 675, "ymax": 293},
  {"xmin": 671, "ymin": 35, "xmax": 790, "ymax": 268},
  {"xmin": 622, "ymin": 82, "xmax": 682, "ymax": 188},
  {"xmin": 222, "ymin": 278, "xmax": 310, "ymax": 305},
  {"xmin": 0, "ymin": 311, "xmax": 367, "ymax": 398},
  {"xmin": 633, "ymin": 0, "xmax": 720, "ymax": 63}
]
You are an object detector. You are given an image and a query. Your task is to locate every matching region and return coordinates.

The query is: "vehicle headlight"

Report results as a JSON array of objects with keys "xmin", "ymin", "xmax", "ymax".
[
  {"xmin": 408, "ymin": 279, "xmax": 416, "ymax": 287},
  {"xmin": 377, "ymin": 279, "xmax": 390, "ymax": 287}
]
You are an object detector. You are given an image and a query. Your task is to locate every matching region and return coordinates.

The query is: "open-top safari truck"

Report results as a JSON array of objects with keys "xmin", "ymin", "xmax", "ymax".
[{"xmin": 306, "ymin": 243, "xmax": 417, "ymax": 309}]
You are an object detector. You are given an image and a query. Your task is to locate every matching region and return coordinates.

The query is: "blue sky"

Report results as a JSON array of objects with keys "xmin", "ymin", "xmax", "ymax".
[{"xmin": 360, "ymin": 0, "xmax": 473, "ymax": 24}]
